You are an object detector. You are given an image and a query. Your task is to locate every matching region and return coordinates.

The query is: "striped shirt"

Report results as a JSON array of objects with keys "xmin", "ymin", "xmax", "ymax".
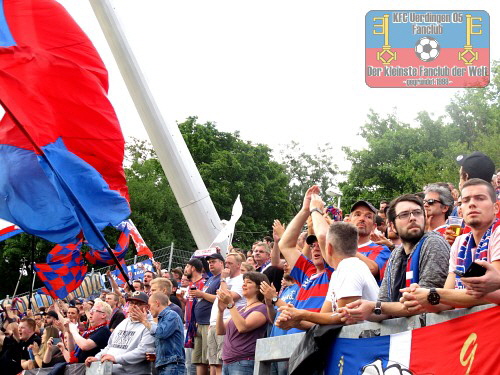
[
  {"xmin": 358, "ymin": 241, "xmax": 391, "ymax": 280},
  {"xmin": 290, "ymin": 254, "xmax": 333, "ymax": 312}
]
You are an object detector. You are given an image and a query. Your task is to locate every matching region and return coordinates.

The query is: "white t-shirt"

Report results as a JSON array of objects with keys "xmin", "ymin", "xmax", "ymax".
[
  {"xmin": 325, "ymin": 257, "xmax": 379, "ymax": 312},
  {"xmin": 209, "ymin": 274, "xmax": 245, "ymax": 326}
]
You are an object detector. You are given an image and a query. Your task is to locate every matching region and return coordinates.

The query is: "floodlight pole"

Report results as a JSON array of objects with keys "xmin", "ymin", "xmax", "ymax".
[{"xmin": 89, "ymin": 0, "xmax": 223, "ymax": 250}]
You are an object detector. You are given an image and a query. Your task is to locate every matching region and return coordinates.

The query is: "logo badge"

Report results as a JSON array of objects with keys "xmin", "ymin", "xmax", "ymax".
[{"xmin": 366, "ymin": 11, "xmax": 490, "ymax": 87}]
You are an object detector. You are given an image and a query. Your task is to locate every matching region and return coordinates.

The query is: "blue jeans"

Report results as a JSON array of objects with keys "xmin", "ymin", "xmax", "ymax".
[
  {"xmin": 222, "ymin": 360, "xmax": 255, "ymax": 375},
  {"xmin": 158, "ymin": 363, "xmax": 186, "ymax": 375}
]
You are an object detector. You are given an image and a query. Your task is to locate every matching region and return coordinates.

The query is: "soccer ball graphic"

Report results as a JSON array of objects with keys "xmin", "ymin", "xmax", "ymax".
[{"xmin": 414, "ymin": 37, "xmax": 440, "ymax": 62}]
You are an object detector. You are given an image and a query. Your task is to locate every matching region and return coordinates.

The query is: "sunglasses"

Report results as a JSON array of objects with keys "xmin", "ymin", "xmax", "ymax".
[{"xmin": 423, "ymin": 199, "xmax": 442, "ymax": 205}]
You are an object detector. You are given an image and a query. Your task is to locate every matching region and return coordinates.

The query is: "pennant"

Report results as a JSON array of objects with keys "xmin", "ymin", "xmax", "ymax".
[
  {"xmin": 127, "ymin": 219, "xmax": 153, "ymax": 258},
  {"xmin": 0, "ymin": 0, "xmax": 130, "ymax": 248}
]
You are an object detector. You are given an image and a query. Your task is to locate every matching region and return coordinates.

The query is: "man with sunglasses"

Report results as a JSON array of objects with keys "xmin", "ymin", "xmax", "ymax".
[
  {"xmin": 340, "ymin": 194, "xmax": 450, "ymax": 322},
  {"xmin": 423, "ymin": 184, "xmax": 454, "ymax": 235},
  {"xmin": 66, "ymin": 300, "xmax": 112, "ymax": 363}
]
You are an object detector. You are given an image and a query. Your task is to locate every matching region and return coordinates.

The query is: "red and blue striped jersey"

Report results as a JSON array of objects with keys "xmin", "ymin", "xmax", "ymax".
[
  {"xmin": 358, "ymin": 241, "xmax": 391, "ymax": 280},
  {"xmin": 290, "ymin": 254, "xmax": 333, "ymax": 313}
]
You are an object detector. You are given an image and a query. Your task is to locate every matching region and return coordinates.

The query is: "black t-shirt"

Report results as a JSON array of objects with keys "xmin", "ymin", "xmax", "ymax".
[
  {"xmin": 42, "ymin": 346, "xmax": 66, "ymax": 368},
  {"xmin": 170, "ymin": 294, "xmax": 183, "ymax": 310},
  {"xmin": 168, "ymin": 303, "xmax": 184, "ymax": 322},
  {"xmin": 108, "ymin": 310, "xmax": 126, "ymax": 331},
  {"xmin": 0, "ymin": 335, "xmax": 23, "ymax": 375},
  {"xmin": 76, "ymin": 326, "xmax": 111, "ymax": 363},
  {"xmin": 263, "ymin": 266, "xmax": 285, "ymax": 292},
  {"xmin": 391, "ymin": 252, "xmax": 410, "ymax": 302},
  {"xmin": 20, "ymin": 334, "xmax": 42, "ymax": 361}
]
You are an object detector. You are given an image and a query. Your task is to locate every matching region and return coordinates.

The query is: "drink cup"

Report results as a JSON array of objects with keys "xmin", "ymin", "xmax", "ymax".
[
  {"xmin": 447, "ymin": 216, "xmax": 464, "ymax": 236},
  {"xmin": 146, "ymin": 352, "xmax": 156, "ymax": 362}
]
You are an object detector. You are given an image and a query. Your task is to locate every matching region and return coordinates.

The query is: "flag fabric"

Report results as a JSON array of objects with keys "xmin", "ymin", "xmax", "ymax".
[
  {"xmin": 326, "ymin": 306, "xmax": 500, "ymax": 375},
  {"xmin": 0, "ymin": 217, "xmax": 22, "ymax": 241},
  {"xmin": 34, "ymin": 240, "xmax": 87, "ymax": 300},
  {"xmin": 127, "ymin": 219, "xmax": 153, "ymax": 258},
  {"xmin": 110, "ymin": 259, "xmax": 153, "ymax": 287},
  {"xmin": 84, "ymin": 221, "xmax": 131, "ymax": 266},
  {"xmin": 0, "ymin": 0, "xmax": 130, "ymax": 248},
  {"xmin": 210, "ymin": 195, "xmax": 243, "ymax": 246}
]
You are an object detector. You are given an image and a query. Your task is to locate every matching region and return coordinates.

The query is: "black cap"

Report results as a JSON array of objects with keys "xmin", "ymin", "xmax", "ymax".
[
  {"xmin": 456, "ymin": 152, "xmax": 495, "ymax": 182},
  {"xmin": 206, "ymin": 253, "xmax": 225, "ymax": 262},
  {"xmin": 351, "ymin": 200, "xmax": 378, "ymax": 215},
  {"xmin": 47, "ymin": 311, "xmax": 59, "ymax": 320},
  {"xmin": 126, "ymin": 291, "xmax": 149, "ymax": 304},
  {"xmin": 306, "ymin": 234, "xmax": 318, "ymax": 245}
]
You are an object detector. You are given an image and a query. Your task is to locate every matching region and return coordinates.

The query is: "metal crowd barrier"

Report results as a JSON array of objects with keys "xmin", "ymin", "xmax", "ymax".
[
  {"xmin": 253, "ymin": 304, "xmax": 495, "ymax": 375},
  {"xmin": 24, "ymin": 361, "xmax": 113, "ymax": 375}
]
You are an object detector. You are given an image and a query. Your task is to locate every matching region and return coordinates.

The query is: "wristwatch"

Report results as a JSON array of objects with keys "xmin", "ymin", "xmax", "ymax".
[
  {"xmin": 427, "ymin": 288, "xmax": 441, "ymax": 305},
  {"xmin": 227, "ymin": 303, "xmax": 234, "ymax": 309},
  {"xmin": 373, "ymin": 300, "xmax": 382, "ymax": 315},
  {"xmin": 271, "ymin": 296, "xmax": 279, "ymax": 305},
  {"xmin": 310, "ymin": 208, "xmax": 323, "ymax": 216}
]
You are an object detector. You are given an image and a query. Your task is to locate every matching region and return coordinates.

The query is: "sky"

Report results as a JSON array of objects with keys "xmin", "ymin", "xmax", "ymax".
[{"xmin": 56, "ymin": 1, "xmax": 498, "ymax": 171}]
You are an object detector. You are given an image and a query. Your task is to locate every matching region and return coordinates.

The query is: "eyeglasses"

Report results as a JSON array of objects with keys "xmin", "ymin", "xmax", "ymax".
[
  {"xmin": 395, "ymin": 209, "xmax": 424, "ymax": 221},
  {"xmin": 90, "ymin": 308, "xmax": 105, "ymax": 314},
  {"xmin": 423, "ymin": 199, "xmax": 442, "ymax": 205}
]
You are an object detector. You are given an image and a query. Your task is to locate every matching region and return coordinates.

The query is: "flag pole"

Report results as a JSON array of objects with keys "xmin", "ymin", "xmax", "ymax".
[
  {"xmin": 28, "ymin": 236, "xmax": 35, "ymax": 310},
  {"xmin": 0, "ymin": 101, "xmax": 134, "ymax": 292},
  {"xmin": 89, "ymin": 0, "xmax": 226, "ymax": 251}
]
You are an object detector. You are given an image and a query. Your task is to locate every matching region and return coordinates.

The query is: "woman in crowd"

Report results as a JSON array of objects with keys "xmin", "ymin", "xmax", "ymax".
[
  {"xmin": 30, "ymin": 326, "xmax": 65, "ymax": 368},
  {"xmin": 216, "ymin": 272, "xmax": 270, "ymax": 375},
  {"xmin": 240, "ymin": 262, "xmax": 255, "ymax": 274}
]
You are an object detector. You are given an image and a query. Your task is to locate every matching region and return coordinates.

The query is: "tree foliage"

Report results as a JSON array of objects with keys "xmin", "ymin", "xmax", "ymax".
[
  {"xmin": 125, "ymin": 117, "xmax": 295, "ymax": 251},
  {"xmin": 276, "ymin": 141, "xmax": 338, "ymax": 212},
  {"xmin": 177, "ymin": 117, "xmax": 294, "ymax": 245},
  {"xmin": 340, "ymin": 62, "xmax": 500, "ymax": 212}
]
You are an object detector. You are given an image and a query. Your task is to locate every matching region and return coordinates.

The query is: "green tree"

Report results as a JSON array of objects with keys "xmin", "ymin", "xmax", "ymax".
[
  {"xmin": 125, "ymin": 139, "xmax": 195, "ymax": 251},
  {"xmin": 276, "ymin": 141, "xmax": 339, "ymax": 211},
  {"xmin": 341, "ymin": 62, "xmax": 500, "ymax": 212},
  {"xmin": 125, "ymin": 118, "xmax": 295, "ymax": 251},
  {"xmin": 178, "ymin": 117, "xmax": 294, "ymax": 246}
]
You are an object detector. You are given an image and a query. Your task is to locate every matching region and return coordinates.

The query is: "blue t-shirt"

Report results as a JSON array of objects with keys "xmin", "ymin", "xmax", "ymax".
[
  {"xmin": 193, "ymin": 273, "xmax": 221, "ymax": 324},
  {"xmin": 269, "ymin": 283, "xmax": 300, "ymax": 337}
]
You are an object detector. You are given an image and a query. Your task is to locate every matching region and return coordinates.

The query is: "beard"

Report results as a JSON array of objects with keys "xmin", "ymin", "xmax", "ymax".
[{"xmin": 398, "ymin": 225, "xmax": 424, "ymax": 245}]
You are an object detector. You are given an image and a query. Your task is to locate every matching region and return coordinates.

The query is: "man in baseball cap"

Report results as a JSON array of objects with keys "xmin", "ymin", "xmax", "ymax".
[
  {"xmin": 350, "ymin": 200, "xmax": 391, "ymax": 281},
  {"xmin": 457, "ymin": 151, "xmax": 495, "ymax": 187},
  {"xmin": 85, "ymin": 291, "xmax": 155, "ymax": 373}
]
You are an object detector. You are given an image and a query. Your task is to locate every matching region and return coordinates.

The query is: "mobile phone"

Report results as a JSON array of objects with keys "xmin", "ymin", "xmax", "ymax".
[
  {"xmin": 190, "ymin": 286, "xmax": 197, "ymax": 290},
  {"xmin": 454, "ymin": 262, "xmax": 487, "ymax": 278},
  {"xmin": 28, "ymin": 348, "xmax": 35, "ymax": 360},
  {"xmin": 52, "ymin": 338, "xmax": 62, "ymax": 345}
]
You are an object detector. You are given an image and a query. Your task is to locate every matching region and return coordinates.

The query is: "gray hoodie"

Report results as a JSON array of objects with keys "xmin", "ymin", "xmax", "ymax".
[{"xmin": 95, "ymin": 315, "xmax": 155, "ymax": 375}]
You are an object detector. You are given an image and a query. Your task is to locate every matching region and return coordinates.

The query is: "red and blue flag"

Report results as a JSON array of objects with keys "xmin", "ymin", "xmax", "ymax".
[
  {"xmin": 84, "ymin": 221, "xmax": 131, "ymax": 266},
  {"xmin": 0, "ymin": 218, "xmax": 22, "ymax": 241},
  {"xmin": 326, "ymin": 306, "xmax": 500, "ymax": 374},
  {"xmin": 34, "ymin": 240, "xmax": 87, "ymax": 300},
  {"xmin": 0, "ymin": 0, "xmax": 130, "ymax": 249}
]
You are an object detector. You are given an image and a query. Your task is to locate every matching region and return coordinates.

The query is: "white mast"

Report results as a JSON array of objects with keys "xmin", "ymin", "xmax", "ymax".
[{"xmin": 89, "ymin": 0, "xmax": 223, "ymax": 250}]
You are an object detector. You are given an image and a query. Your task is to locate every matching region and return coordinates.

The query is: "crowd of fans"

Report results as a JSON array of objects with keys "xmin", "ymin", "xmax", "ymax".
[{"xmin": 0, "ymin": 151, "xmax": 499, "ymax": 375}]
